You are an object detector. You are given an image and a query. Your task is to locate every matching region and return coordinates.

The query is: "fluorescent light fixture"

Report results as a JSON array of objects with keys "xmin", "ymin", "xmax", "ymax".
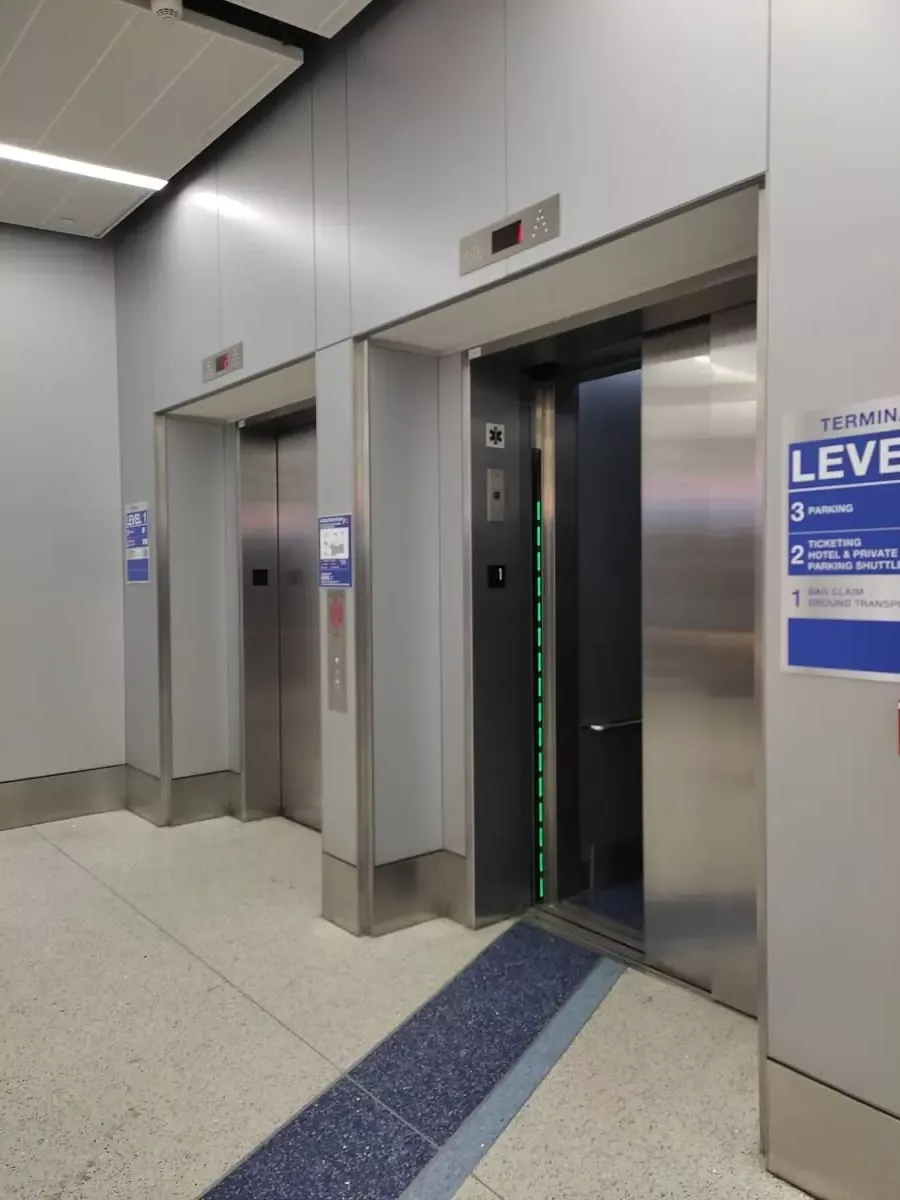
[{"xmin": 0, "ymin": 142, "xmax": 167, "ymax": 191}]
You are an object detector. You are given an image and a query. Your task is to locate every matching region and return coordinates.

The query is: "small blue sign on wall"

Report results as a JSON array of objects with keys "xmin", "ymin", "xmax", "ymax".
[
  {"xmin": 124, "ymin": 502, "xmax": 150, "ymax": 584},
  {"xmin": 785, "ymin": 397, "xmax": 900, "ymax": 679},
  {"xmin": 319, "ymin": 514, "xmax": 352, "ymax": 587}
]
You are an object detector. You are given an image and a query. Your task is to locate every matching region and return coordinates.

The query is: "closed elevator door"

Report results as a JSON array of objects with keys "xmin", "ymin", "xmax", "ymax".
[
  {"xmin": 277, "ymin": 428, "xmax": 321, "ymax": 829},
  {"xmin": 240, "ymin": 420, "xmax": 321, "ymax": 829}
]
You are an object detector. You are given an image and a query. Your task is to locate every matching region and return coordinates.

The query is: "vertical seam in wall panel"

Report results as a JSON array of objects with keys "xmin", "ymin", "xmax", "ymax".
[
  {"xmin": 343, "ymin": 52, "xmax": 354, "ymax": 337},
  {"xmin": 311, "ymin": 76, "xmax": 319, "ymax": 351},
  {"xmin": 502, "ymin": 0, "xmax": 509, "ymax": 216}
]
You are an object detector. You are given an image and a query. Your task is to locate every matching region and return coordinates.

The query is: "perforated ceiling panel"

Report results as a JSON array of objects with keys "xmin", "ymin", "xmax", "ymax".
[{"xmin": 0, "ymin": 0, "xmax": 302, "ymax": 237}]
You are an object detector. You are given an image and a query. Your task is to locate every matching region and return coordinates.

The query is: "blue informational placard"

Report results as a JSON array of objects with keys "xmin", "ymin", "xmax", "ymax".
[
  {"xmin": 125, "ymin": 503, "xmax": 150, "ymax": 584},
  {"xmin": 785, "ymin": 399, "xmax": 900, "ymax": 678},
  {"xmin": 319, "ymin": 514, "xmax": 352, "ymax": 588}
]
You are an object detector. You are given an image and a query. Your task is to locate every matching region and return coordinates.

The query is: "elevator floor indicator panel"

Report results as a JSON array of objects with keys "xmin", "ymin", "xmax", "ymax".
[{"xmin": 785, "ymin": 396, "xmax": 900, "ymax": 679}]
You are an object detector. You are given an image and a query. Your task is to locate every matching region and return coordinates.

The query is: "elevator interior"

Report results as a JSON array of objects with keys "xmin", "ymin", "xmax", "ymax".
[
  {"xmin": 469, "ymin": 280, "xmax": 759, "ymax": 1015},
  {"xmin": 239, "ymin": 407, "xmax": 322, "ymax": 829}
]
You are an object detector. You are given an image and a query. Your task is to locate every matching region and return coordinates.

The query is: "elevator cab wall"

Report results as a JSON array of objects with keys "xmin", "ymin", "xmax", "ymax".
[
  {"xmin": 239, "ymin": 409, "xmax": 322, "ymax": 829},
  {"xmin": 469, "ymin": 299, "xmax": 759, "ymax": 1014}
]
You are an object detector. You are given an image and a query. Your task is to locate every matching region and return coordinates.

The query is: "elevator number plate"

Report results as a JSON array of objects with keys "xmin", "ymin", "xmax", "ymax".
[{"xmin": 486, "ymin": 423, "xmax": 506, "ymax": 449}]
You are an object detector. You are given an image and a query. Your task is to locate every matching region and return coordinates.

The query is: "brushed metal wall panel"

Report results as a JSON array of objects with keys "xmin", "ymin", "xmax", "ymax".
[
  {"xmin": 239, "ymin": 427, "xmax": 281, "ymax": 821},
  {"xmin": 0, "ymin": 766, "xmax": 127, "ymax": 832},
  {"xmin": 767, "ymin": 1060, "xmax": 900, "ymax": 1200}
]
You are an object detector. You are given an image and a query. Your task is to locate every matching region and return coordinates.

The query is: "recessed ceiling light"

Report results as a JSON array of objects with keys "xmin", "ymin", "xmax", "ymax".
[{"xmin": 0, "ymin": 142, "xmax": 166, "ymax": 191}]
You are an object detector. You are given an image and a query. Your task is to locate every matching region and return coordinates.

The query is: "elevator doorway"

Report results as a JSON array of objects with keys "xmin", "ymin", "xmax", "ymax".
[
  {"xmin": 469, "ymin": 291, "xmax": 759, "ymax": 1015},
  {"xmin": 239, "ymin": 411, "xmax": 322, "ymax": 829}
]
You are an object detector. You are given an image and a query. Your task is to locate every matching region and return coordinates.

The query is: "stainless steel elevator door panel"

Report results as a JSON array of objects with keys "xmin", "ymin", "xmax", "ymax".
[
  {"xmin": 642, "ymin": 322, "xmax": 717, "ymax": 993},
  {"xmin": 277, "ymin": 427, "xmax": 322, "ymax": 830},
  {"xmin": 706, "ymin": 306, "xmax": 758, "ymax": 1015},
  {"xmin": 240, "ymin": 429, "xmax": 281, "ymax": 820},
  {"xmin": 641, "ymin": 312, "xmax": 759, "ymax": 1013}
]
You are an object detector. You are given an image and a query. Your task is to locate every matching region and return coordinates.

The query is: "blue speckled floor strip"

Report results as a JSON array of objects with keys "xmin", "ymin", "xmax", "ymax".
[
  {"xmin": 205, "ymin": 1078, "xmax": 434, "ymax": 1200},
  {"xmin": 204, "ymin": 922, "xmax": 609, "ymax": 1200},
  {"xmin": 400, "ymin": 957, "xmax": 625, "ymax": 1200}
]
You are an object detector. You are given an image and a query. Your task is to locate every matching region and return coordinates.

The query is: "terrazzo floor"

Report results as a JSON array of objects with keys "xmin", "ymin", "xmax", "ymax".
[
  {"xmin": 0, "ymin": 811, "xmax": 504, "ymax": 1200},
  {"xmin": 0, "ymin": 810, "xmax": 808, "ymax": 1200},
  {"xmin": 463, "ymin": 970, "xmax": 806, "ymax": 1200}
]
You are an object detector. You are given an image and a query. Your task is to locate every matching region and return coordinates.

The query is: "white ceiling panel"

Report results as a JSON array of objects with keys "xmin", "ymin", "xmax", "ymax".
[
  {"xmin": 0, "ymin": 0, "xmax": 303, "ymax": 238},
  {"xmin": 0, "ymin": 1, "xmax": 132, "ymax": 148},
  {"xmin": 0, "ymin": 162, "xmax": 81, "ymax": 228},
  {"xmin": 38, "ymin": 16, "xmax": 211, "ymax": 165},
  {"xmin": 0, "ymin": 161, "xmax": 149, "ymax": 238},
  {"xmin": 41, "ymin": 179, "xmax": 150, "ymax": 237},
  {"xmin": 227, "ymin": 0, "xmax": 375, "ymax": 37},
  {"xmin": 0, "ymin": 0, "xmax": 42, "ymax": 58},
  {"xmin": 107, "ymin": 38, "xmax": 293, "ymax": 177}
]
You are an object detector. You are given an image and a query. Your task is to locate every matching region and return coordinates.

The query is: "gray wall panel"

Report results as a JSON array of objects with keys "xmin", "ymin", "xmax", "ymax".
[
  {"xmin": 505, "ymin": 0, "xmax": 768, "ymax": 272},
  {"xmin": 117, "ymin": 228, "xmax": 161, "ymax": 778},
  {"xmin": 369, "ymin": 345, "xmax": 443, "ymax": 865},
  {"xmin": 313, "ymin": 52, "xmax": 352, "ymax": 348},
  {"xmin": 151, "ymin": 180, "xmax": 222, "ymax": 411},
  {"xmin": 168, "ymin": 419, "xmax": 229, "ymax": 779},
  {"xmin": 0, "ymin": 228, "xmax": 124, "ymax": 783},
  {"xmin": 317, "ymin": 339, "xmax": 358, "ymax": 865},
  {"xmin": 767, "ymin": 0, "xmax": 900, "ymax": 1119},
  {"xmin": 218, "ymin": 87, "xmax": 317, "ymax": 372},
  {"xmin": 346, "ymin": 0, "xmax": 507, "ymax": 333}
]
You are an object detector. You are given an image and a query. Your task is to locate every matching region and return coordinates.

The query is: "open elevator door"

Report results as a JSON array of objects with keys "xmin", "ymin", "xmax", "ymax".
[{"xmin": 469, "ymin": 303, "xmax": 759, "ymax": 1016}]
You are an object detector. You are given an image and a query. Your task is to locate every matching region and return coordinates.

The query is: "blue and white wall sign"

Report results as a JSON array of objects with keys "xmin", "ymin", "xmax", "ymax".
[
  {"xmin": 124, "ymin": 502, "xmax": 150, "ymax": 584},
  {"xmin": 785, "ymin": 399, "xmax": 900, "ymax": 678},
  {"xmin": 319, "ymin": 514, "xmax": 352, "ymax": 587}
]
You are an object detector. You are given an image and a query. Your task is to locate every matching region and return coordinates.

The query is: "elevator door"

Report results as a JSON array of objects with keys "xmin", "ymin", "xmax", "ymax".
[
  {"xmin": 642, "ymin": 308, "xmax": 758, "ymax": 1014},
  {"xmin": 277, "ymin": 427, "xmax": 321, "ymax": 830}
]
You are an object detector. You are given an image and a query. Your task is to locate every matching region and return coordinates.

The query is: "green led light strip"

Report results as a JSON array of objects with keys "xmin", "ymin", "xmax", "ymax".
[{"xmin": 533, "ymin": 487, "xmax": 546, "ymax": 901}]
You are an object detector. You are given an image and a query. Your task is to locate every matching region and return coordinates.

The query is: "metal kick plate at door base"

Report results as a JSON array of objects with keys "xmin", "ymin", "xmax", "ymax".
[{"xmin": 326, "ymin": 588, "xmax": 348, "ymax": 714}]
